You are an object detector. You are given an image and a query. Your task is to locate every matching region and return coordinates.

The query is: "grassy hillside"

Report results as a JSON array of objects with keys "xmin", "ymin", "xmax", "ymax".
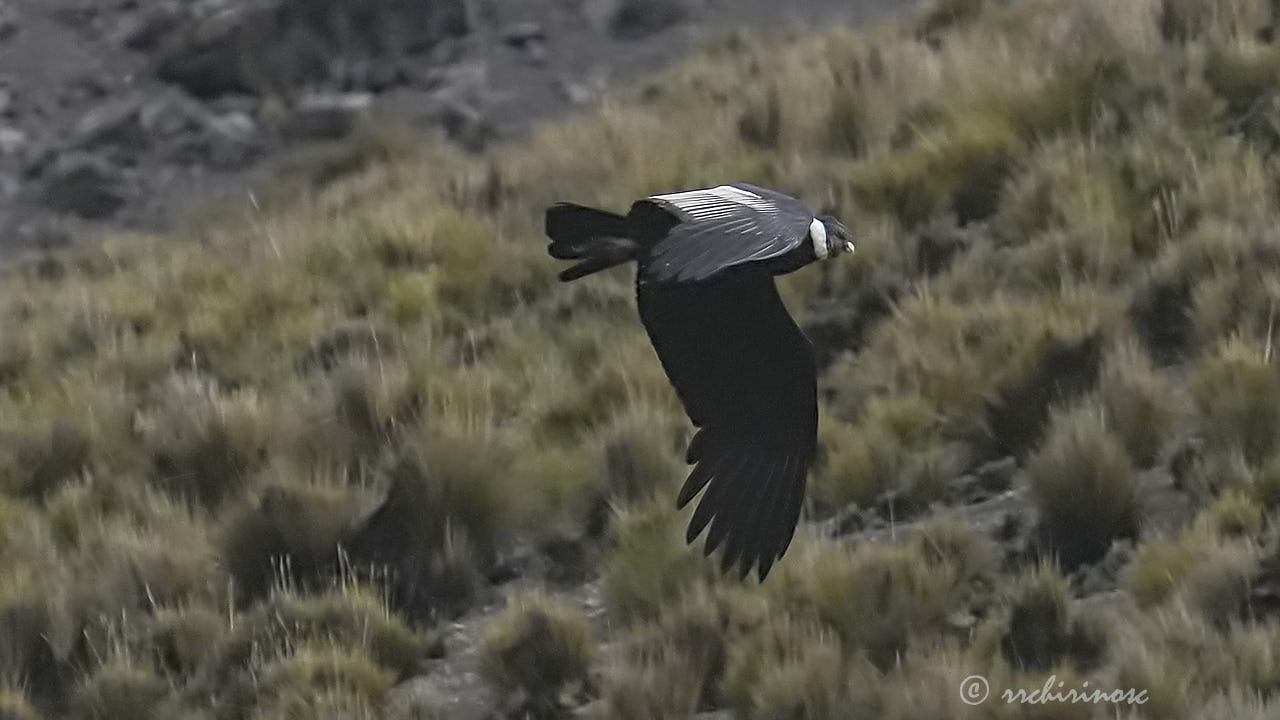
[{"xmin": 3, "ymin": 0, "xmax": 1280, "ymax": 717}]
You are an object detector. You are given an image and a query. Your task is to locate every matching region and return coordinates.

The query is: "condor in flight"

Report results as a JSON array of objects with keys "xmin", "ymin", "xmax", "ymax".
[{"xmin": 544, "ymin": 183, "xmax": 854, "ymax": 581}]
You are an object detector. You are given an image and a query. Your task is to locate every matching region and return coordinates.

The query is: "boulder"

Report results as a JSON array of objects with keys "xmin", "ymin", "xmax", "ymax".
[
  {"xmin": 39, "ymin": 152, "xmax": 133, "ymax": 219},
  {"xmin": 151, "ymin": 0, "xmax": 472, "ymax": 99},
  {"xmin": 116, "ymin": 1, "xmax": 184, "ymax": 51},
  {"xmin": 610, "ymin": 0, "xmax": 691, "ymax": 40},
  {"xmin": 0, "ymin": 126, "xmax": 24, "ymax": 156},
  {"xmin": 200, "ymin": 111, "xmax": 261, "ymax": 168},
  {"xmin": 279, "ymin": 92, "xmax": 373, "ymax": 142}
]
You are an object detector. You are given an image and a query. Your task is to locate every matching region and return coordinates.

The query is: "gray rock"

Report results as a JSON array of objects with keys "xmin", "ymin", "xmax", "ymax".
[
  {"xmin": 0, "ymin": 4, "xmax": 17, "ymax": 42},
  {"xmin": 72, "ymin": 94, "xmax": 207, "ymax": 165},
  {"xmin": 40, "ymin": 152, "xmax": 132, "ymax": 219},
  {"xmin": 60, "ymin": 74, "xmax": 111, "ymax": 107},
  {"xmin": 153, "ymin": 1, "xmax": 279, "ymax": 99},
  {"xmin": 50, "ymin": 3, "xmax": 99, "ymax": 31},
  {"xmin": 201, "ymin": 111, "xmax": 261, "ymax": 169},
  {"xmin": 280, "ymin": 92, "xmax": 373, "ymax": 141},
  {"xmin": 435, "ymin": 97, "xmax": 496, "ymax": 151},
  {"xmin": 0, "ymin": 126, "xmax": 25, "ymax": 155},
  {"xmin": 152, "ymin": 0, "xmax": 472, "ymax": 99},
  {"xmin": 168, "ymin": 107, "xmax": 261, "ymax": 169},
  {"xmin": 117, "ymin": 2, "xmax": 183, "ymax": 51},
  {"xmin": 503, "ymin": 22, "xmax": 547, "ymax": 63},
  {"xmin": 610, "ymin": 0, "xmax": 691, "ymax": 40},
  {"xmin": 138, "ymin": 95, "xmax": 204, "ymax": 138},
  {"xmin": 71, "ymin": 96, "xmax": 148, "ymax": 150},
  {"xmin": 412, "ymin": 59, "xmax": 489, "ymax": 93},
  {"xmin": 557, "ymin": 73, "xmax": 608, "ymax": 105},
  {"xmin": 503, "ymin": 21, "xmax": 545, "ymax": 47}
]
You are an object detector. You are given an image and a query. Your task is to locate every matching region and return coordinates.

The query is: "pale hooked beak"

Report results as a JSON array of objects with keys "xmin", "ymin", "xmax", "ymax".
[{"xmin": 843, "ymin": 241, "xmax": 855, "ymax": 254}]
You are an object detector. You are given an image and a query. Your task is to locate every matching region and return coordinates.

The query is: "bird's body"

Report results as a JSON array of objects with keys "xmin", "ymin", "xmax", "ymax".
[{"xmin": 544, "ymin": 183, "xmax": 854, "ymax": 581}]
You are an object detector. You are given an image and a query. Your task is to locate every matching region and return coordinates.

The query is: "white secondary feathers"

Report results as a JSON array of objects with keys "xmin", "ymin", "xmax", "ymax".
[
  {"xmin": 809, "ymin": 217, "xmax": 828, "ymax": 260},
  {"xmin": 650, "ymin": 184, "xmax": 779, "ymax": 221}
]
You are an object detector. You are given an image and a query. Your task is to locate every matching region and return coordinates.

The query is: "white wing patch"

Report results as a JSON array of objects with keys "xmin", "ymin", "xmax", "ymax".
[{"xmin": 650, "ymin": 184, "xmax": 778, "ymax": 222}]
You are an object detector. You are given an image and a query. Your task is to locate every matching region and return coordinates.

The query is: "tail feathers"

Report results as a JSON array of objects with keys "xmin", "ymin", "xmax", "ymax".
[{"xmin": 545, "ymin": 202, "xmax": 638, "ymax": 281}]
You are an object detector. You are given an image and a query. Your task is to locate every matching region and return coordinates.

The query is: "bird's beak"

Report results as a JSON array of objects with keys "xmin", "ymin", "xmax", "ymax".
[{"xmin": 843, "ymin": 241, "xmax": 855, "ymax": 254}]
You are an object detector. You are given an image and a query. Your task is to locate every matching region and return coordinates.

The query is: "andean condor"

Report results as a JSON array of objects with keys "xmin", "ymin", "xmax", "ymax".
[{"xmin": 544, "ymin": 183, "xmax": 855, "ymax": 581}]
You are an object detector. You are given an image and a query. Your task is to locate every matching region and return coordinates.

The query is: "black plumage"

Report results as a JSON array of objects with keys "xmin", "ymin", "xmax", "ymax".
[{"xmin": 544, "ymin": 182, "xmax": 854, "ymax": 581}]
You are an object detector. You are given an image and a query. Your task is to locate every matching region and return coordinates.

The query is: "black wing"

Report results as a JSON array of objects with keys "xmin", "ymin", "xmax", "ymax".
[
  {"xmin": 636, "ymin": 269, "xmax": 818, "ymax": 581},
  {"xmin": 636, "ymin": 183, "xmax": 815, "ymax": 284}
]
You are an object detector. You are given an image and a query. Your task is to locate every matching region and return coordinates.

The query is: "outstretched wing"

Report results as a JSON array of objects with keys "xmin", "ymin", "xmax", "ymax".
[
  {"xmin": 636, "ymin": 269, "xmax": 818, "ymax": 581},
  {"xmin": 636, "ymin": 183, "xmax": 815, "ymax": 284}
]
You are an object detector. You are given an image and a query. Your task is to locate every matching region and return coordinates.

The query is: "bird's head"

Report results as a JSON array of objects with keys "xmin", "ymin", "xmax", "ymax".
[{"xmin": 809, "ymin": 215, "xmax": 855, "ymax": 261}]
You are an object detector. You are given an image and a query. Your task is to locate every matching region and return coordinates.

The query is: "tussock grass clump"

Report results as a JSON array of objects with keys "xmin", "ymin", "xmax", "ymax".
[
  {"xmin": 219, "ymin": 483, "xmax": 358, "ymax": 604},
  {"xmin": 910, "ymin": 514, "xmax": 999, "ymax": 589},
  {"xmin": 1159, "ymin": 0, "xmax": 1274, "ymax": 43},
  {"xmin": 995, "ymin": 139, "xmax": 1133, "ymax": 255},
  {"xmin": 998, "ymin": 561, "xmax": 1105, "ymax": 673},
  {"xmin": 0, "ymin": 690, "xmax": 39, "ymax": 720},
  {"xmin": 70, "ymin": 661, "xmax": 173, "ymax": 720},
  {"xmin": 133, "ymin": 372, "xmax": 270, "ymax": 509},
  {"xmin": 850, "ymin": 111, "xmax": 1017, "ymax": 227},
  {"xmin": 1190, "ymin": 337, "xmax": 1280, "ymax": 465},
  {"xmin": 1107, "ymin": 600, "xmax": 1280, "ymax": 719},
  {"xmin": 252, "ymin": 644, "xmax": 396, "ymax": 711},
  {"xmin": 479, "ymin": 593, "xmax": 595, "ymax": 717},
  {"xmin": 384, "ymin": 420, "xmax": 519, "ymax": 556},
  {"xmin": 0, "ymin": 421, "xmax": 90, "ymax": 500},
  {"xmin": 984, "ymin": 329, "xmax": 1105, "ymax": 460},
  {"xmin": 1191, "ymin": 251, "xmax": 1280, "ymax": 351},
  {"xmin": 1203, "ymin": 37, "xmax": 1280, "ymax": 115},
  {"xmin": 600, "ymin": 657, "xmax": 704, "ymax": 720},
  {"xmin": 154, "ymin": 585, "xmax": 437, "ymax": 718},
  {"xmin": 217, "ymin": 587, "xmax": 435, "ymax": 682},
  {"xmin": 811, "ymin": 396, "xmax": 965, "ymax": 514},
  {"xmin": 1027, "ymin": 401, "xmax": 1139, "ymax": 568},
  {"xmin": 1194, "ymin": 490, "xmax": 1265, "ymax": 539},
  {"xmin": 248, "ymin": 690, "xmax": 379, "ymax": 720},
  {"xmin": 344, "ymin": 422, "xmax": 520, "ymax": 615},
  {"xmin": 146, "ymin": 606, "xmax": 225, "ymax": 678},
  {"xmin": 600, "ymin": 588, "xmax": 749, "ymax": 719},
  {"xmin": 722, "ymin": 614, "xmax": 849, "ymax": 720},
  {"xmin": 1097, "ymin": 340, "xmax": 1185, "ymax": 466},
  {"xmin": 581, "ymin": 405, "xmax": 685, "ymax": 539},
  {"xmin": 1126, "ymin": 521, "xmax": 1259, "ymax": 625},
  {"xmin": 1249, "ymin": 454, "xmax": 1280, "ymax": 508},
  {"xmin": 829, "ymin": 288, "xmax": 1115, "ymax": 459},
  {"xmin": 600, "ymin": 498, "xmax": 719, "ymax": 623},
  {"xmin": 1193, "ymin": 691, "xmax": 1280, "ymax": 720},
  {"xmin": 597, "ymin": 407, "xmax": 684, "ymax": 508},
  {"xmin": 812, "ymin": 417, "xmax": 900, "ymax": 512},
  {"xmin": 289, "ymin": 353, "xmax": 417, "ymax": 472},
  {"xmin": 766, "ymin": 537, "xmax": 981, "ymax": 669}
]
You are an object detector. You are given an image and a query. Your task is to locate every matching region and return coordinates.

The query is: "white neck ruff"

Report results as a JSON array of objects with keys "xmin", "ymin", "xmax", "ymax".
[{"xmin": 810, "ymin": 218, "xmax": 828, "ymax": 260}]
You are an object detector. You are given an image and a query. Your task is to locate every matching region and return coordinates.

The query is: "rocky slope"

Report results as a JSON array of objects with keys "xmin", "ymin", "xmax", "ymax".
[{"xmin": 0, "ymin": 0, "xmax": 916, "ymax": 262}]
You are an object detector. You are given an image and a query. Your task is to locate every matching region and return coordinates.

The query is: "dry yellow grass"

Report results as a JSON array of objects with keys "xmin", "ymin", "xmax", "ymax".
[{"xmin": 5, "ymin": 0, "xmax": 1280, "ymax": 717}]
